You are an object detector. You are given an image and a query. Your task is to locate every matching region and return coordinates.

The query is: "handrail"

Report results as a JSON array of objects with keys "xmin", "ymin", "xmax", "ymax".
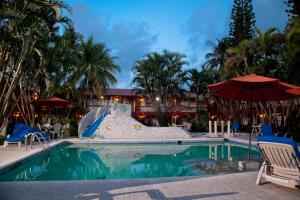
[{"xmin": 25, "ymin": 132, "xmax": 50, "ymax": 152}]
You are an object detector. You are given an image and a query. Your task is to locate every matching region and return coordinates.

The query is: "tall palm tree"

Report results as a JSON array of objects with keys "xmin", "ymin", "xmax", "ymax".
[
  {"xmin": 253, "ymin": 27, "xmax": 285, "ymax": 77},
  {"xmin": 204, "ymin": 37, "xmax": 232, "ymax": 70},
  {"xmin": 224, "ymin": 39, "xmax": 255, "ymax": 77},
  {"xmin": 286, "ymin": 17, "xmax": 300, "ymax": 84},
  {"xmin": 70, "ymin": 36, "xmax": 120, "ymax": 112},
  {"xmin": 0, "ymin": 0, "xmax": 70, "ymax": 132},
  {"xmin": 132, "ymin": 50, "xmax": 188, "ymax": 126},
  {"xmin": 187, "ymin": 68, "xmax": 217, "ymax": 120}
]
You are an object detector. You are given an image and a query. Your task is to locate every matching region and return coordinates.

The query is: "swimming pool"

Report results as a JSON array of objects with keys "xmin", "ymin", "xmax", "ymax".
[{"xmin": 0, "ymin": 142, "xmax": 261, "ymax": 181}]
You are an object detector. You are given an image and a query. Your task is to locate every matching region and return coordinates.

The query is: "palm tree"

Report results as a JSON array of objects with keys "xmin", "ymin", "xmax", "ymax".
[
  {"xmin": 0, "ymin": 0, "xmax": 70, "ymax": 132},
  {"xmin": 132, "ymin": 50, "xmax": 188, "ymax": 126},
  {"xmin": 204, "ymin": 37, "xmax": 232, "ymax": 70},
  {"xmin": 70, "ymin": 36, "xmax": 120, "ymax": 112},
  {"xmin": 286, "ymin": 17, "xmax": 300, "ymax": 84},
  {"xmin": 224, "ymin": 39, "xmax": 256, "ymax": 77},
  {"xmin": 187, "ymin": 68, "xmax": 217, "ymax": 120},
  {"xmin": 253, "ymin": 28, "xmax": 285, "ymax": 77}
]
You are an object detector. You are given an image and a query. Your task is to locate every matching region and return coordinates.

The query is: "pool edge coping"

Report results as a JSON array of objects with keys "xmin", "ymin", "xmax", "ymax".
[{"xmin": 0, "ymin": 137, "xmax": 256, "ymax": 173}]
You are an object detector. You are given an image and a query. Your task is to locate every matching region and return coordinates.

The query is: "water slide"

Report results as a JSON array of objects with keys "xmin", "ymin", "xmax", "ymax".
[{"xmin": 78, "ymin": 105, "xmax": 111, "ymax": 138}]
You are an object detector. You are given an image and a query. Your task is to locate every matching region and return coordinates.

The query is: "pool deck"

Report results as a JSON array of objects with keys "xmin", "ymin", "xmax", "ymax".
[
  {"xmin": 0, "ymin": 171, "xmax": 299, "ymax": 200},
  {"xmin": 1, "ymin": 134, "xmax": 299, "ymax": 200}
]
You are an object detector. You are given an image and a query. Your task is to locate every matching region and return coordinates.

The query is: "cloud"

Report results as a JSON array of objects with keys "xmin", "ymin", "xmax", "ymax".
[
  {"xmin": 181, "ymin": 1, "xmax": 231, "ymax": 68},
  {"xmin": 68, "ymin": 3, "xmax": 158, "ymax": 88}
]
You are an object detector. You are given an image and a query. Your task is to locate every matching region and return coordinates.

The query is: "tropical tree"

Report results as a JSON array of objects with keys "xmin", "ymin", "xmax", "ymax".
[
  {"xmin": 285, "ymin": 17, "xmax": 300, "ymax": 84},
  {"xmin": 0, "ymin": 0, "xmax": 70, "ymax": 132},
  {"xmin": 229, "ymin": 0, "xmax": 256, "ymax": 45},
  {"xmin": 286, "ymin": 0, "xmax": 300, "ymax": 19},
  {"xmin": 252, "ymin": 28, "xmax": 286, "ymax": 78},
  {"xmin": 224, "ymin": 39, "xmax": 256, "ymax": 78},
  {"xmin": 132, "ymin": 50, "xmax": 188, "ymax": 126},
  {"xmin": 204, "ymin": 37, "xmax": 232, "ymax": 80},
  {"xmin": 187, "ymin": 68, "xmax": 217, "ymax": 120},
  {"xmin": 69, "ymin": 36, "xmax": 120, "ymax": 112}
]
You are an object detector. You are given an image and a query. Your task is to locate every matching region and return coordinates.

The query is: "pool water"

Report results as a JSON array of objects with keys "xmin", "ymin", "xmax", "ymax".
[{"xmin": 0, "ymin": 142, "xmax": 261, "ymax": 181}]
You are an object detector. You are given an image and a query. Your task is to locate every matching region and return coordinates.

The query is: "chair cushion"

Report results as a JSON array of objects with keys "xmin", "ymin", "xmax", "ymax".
[
  {"xmin": 257, "ymin": 136, "xmax": 300, "ymax": 158},
  {"xmin": 260, "ymin": 125, "xmax": 273, "ymax": 136},
  {"xmin": 11, "ymin": 123, "xmax": 29, "ymax": 137}
]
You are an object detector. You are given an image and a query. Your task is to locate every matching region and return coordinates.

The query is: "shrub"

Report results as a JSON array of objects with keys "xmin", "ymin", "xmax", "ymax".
[
  {"xmin": 0, "ymin": 135, "xmax": 6, "ymax": 145},
  {"xmin": 190, "ymin": 119, "xmax": 208, "ymax": 132},
  {"xmin": 68, "ymin": 119, "xmax": 79, "ymax": 137}
]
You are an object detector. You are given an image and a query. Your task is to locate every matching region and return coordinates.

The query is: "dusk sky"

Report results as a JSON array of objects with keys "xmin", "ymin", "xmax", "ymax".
[{"xmin": 65, "ymin": 0, "xmax": 288, "ymax": 88}]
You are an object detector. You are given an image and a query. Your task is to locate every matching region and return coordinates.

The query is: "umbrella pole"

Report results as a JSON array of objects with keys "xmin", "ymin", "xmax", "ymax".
[{"xmin": 248, "ymin": 99, "xmax": 253, "ymax": 161}]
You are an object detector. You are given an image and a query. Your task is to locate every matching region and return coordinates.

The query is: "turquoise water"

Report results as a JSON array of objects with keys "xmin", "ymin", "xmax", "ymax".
[{"xmin": 0, "ymin": 142, "xmax": 261, "ymax": 181}]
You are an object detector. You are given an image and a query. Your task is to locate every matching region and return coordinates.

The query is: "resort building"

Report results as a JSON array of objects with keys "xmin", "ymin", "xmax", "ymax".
[{"xmin": 88, "ymin": 88, "xmax": 208, "ymax": 124}]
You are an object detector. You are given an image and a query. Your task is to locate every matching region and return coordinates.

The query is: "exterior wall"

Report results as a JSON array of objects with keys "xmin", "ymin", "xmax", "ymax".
[{"xmin": 88, "ymin": 90, "xmax": 207, "ymax": 120}]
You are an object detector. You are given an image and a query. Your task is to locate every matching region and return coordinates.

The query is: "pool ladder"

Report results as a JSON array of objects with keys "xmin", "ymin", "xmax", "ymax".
[{"xmin": 25, "ymin": 132, "xmax": 50, "ymax": 152}]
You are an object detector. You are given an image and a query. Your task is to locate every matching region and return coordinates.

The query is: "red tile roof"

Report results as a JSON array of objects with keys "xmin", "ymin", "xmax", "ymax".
[
  {"xmin": 106, "ymin": 89, "xmax": 139, "ymax": 96},
  {"xmin": 105, "ymin": 88, "xmax": 197, "ymax": 98}
]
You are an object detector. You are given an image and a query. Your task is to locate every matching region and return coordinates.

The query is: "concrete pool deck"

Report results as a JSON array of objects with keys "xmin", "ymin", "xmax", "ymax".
[
  {"xmin": 1, "ymin": 135, "xmax": 299, "ymax": 200},
  {"xmin": 0, "ymin": 171, "xmax": 299, "ymax": 200}
]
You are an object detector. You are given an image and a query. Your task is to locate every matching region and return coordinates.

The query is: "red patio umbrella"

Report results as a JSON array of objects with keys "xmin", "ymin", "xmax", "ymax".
[
  {"xmin": 32, "ymin": 97, "xmax": 73, "ymax": 108},
  {"xmin": 287, "ymin": 88, "xmax": 300, "ymax": 96},
  {"xmin": 209, "ymin": 74, "xmax": 299, "ymax": 101},
  {"xmin": 208, "ymin": 73, "xmax": 300, "ymax": 159}
]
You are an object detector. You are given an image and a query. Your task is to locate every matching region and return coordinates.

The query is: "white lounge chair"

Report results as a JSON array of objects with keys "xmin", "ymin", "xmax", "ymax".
[{"xmin": 256, "ymin": 136, "xmax": 300, "ymax": 189}]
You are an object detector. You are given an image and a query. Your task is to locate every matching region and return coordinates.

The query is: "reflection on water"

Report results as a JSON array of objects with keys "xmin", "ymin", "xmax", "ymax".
[{"xmin": 0, "ymin": 142, "xmax": 262, "ymax": 181}]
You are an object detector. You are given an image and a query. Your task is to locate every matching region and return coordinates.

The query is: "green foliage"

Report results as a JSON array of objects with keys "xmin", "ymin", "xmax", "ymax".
[
  {"xmin": 0, "ymin": 0, "xmax": 72, "ymax": 130},
  {"xmin": 229, "ymin": 0, "xmax": 256, "ymax": 45},
  {"xmin": 68, "ymin": 119, "xmax": 79, "ymax": 137},
  {"xmin": 286, "ymin": 0, "xmax": 300, "ymax": 18},
  {"xmin": 67, "ymin": 36, "xmax": 120, "ymax": 112},
  {"xmin": 190, "ymin": 111, "xmax": 209, "ymax": 132},
  {"xmin": 204, "ymin": 37, "xmax": 232, "ymax": 72},
  {"xmin": 0, "ymin": 135, "xmax": 6, "ymax": 145},
  {"xmin": 132, "ymin": 50, "xmax": 188, "ymax": 126}
]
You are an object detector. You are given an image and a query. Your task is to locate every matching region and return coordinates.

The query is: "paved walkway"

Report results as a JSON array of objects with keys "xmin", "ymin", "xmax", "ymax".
[
  {"xmin": 1, "ymin": 135, "xmax": 299, "ymax": 200},
  {"xmin": 0, "ymin": 140, "xmax": 64, "ymax": 170},
  {"xmin": 0, "ymin": 172, "xmax": 299, "ymax": 200}
]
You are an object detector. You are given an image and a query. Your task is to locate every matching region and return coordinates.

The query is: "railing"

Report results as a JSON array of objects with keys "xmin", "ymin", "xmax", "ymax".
[
  {"xmin": 88, "ymin": 104, "xmax": 207, "ymax": 113},
  {"xmin": 135, "ymin": 106, "xmax": 206, "ymax": 113},
  {"xmin": 25, "ymin": 132, "xmax": 50, "ymax": 152}
]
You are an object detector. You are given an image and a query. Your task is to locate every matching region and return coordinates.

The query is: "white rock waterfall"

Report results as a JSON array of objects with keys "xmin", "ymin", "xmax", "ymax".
[{"xmin": 86, "ymin": 103, "xmax": 190, "ymax": 139}]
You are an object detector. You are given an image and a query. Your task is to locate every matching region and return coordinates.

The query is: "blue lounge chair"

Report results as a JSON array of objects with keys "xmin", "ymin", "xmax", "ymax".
[
  {"xmin": 4, "ymin": 124, "xmax": 31, "ymax": 147},
  {"xmin": 259, "ymin": 124, "xmax": 274, "ymax": 136},
  {"xmin": 256, "ymin": 136, "xmax": 300, "ymax": 188},
  {"xmin": 4, "ymin": 124, "xmax": 50, "ymax": 147},
  {"xmin": 231, "ymin": 121, "xmax": 239, "ymax": 133}
]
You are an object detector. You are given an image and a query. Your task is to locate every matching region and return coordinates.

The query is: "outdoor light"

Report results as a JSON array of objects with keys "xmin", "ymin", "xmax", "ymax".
[
  {"xmin": 13, "ymin": 111, "xmax": 20, "ymax": 118},
  {"xmin": 32, "ymin": 92, "xmax": 39, "ymax": 100},
  {"xmin": 208, "ymin": 98, "xmax": 214, "ymax": 105},
  {"xmin": 155, "ymin": 97, "xmax": 160, "ymax": 101},
  {"xmin": 139, "ymin": 98, "xmax": 144, "ymax": 102},
  {"xmin": 100, "ymin": 96, "xmax": 104, "ymax": 99}
]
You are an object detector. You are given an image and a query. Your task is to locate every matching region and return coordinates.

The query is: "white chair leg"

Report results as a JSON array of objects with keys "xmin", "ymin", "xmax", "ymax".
[
  {"xmin": 3, "ymin": 141, "xmax": 7, "ymax": 147},
  {"xmin": 18, "ymin": 142, "xmax": 21, "ymax": 148},
  {"xmin": 256, "ymin": 161, "xmax": 266, "ymax": 185}
]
